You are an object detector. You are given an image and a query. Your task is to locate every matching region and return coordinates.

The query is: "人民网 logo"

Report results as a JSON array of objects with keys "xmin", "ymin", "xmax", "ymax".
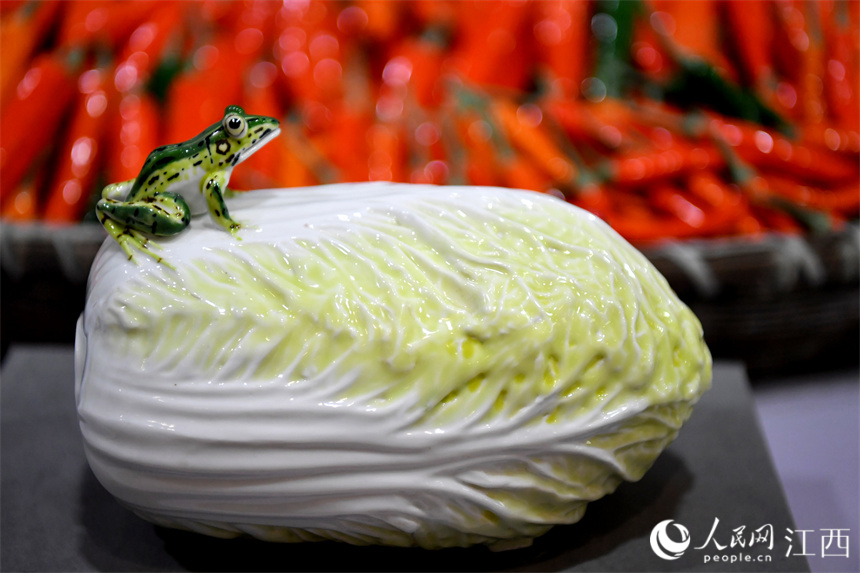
[{"xmin": 650, "ymin": 519, "xmax": 691, "ymax": 560}]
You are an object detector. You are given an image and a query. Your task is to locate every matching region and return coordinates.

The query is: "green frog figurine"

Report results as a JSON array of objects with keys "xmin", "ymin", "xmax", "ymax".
[{"xmin": 96, "ymin": 105, "xmax": 280, "ymax": 265}]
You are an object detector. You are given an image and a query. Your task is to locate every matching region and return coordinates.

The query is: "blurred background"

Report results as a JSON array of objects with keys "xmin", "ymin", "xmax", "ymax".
[
  {"xmin": 1, "ymin": 0, "xmax": 858, "ymax": 375},
  {"xmin": 0, "ymin": 1, "xmax": 858, "ymax": 570}
]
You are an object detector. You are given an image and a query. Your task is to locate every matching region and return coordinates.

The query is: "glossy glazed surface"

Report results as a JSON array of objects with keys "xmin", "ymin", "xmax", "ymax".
[{"xmin": 76, "ymin": 183, "xmax": 711, "ymax": 549}]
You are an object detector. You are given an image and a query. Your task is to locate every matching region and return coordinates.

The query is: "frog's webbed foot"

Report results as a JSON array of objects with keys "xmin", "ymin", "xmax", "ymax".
[
  {"xmin": 98, "ymin": 215, "xmax": 174, "ymax": 268},
  {"xmin": 226, "ymin": 218, "xmax": 244, "ymax": 237},
  {"xmin": 223, "ymin": 189, "xmax": 256, "ymax": 236}
]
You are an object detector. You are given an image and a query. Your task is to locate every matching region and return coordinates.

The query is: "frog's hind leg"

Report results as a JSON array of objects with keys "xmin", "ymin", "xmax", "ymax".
[
  {"xmin": 100, "ymin": 192, "xmax": 191, "ymax": 236},
  {"xmin": 96, "ymin": 192, "xmax": 191, "ymax": 266},
  {"xmin": 101, "ymin": 179, "xmax": 135, "ymax": 201}
]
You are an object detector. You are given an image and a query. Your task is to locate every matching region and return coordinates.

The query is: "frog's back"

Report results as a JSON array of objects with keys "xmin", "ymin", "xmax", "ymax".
[{"xmin": 127, "ymin": 130, "xmax": 213, "ymax": 201}]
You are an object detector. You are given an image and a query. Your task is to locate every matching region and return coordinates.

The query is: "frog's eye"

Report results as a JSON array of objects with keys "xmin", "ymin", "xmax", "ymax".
[{"xmin": 223, "ymin": 113, "xmax": 247, "ymax": 139}]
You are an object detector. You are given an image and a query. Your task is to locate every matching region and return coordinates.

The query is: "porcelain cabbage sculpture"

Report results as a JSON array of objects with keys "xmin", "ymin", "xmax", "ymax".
[{"xmin": 75, "ymin": 183, "xmax": 711, "ymax": 550}]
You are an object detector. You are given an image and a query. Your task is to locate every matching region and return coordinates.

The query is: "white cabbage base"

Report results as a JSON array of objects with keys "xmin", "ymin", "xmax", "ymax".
[{"xmin": 76, "ymin": 183, "xmax": 711, "ymax": 549}]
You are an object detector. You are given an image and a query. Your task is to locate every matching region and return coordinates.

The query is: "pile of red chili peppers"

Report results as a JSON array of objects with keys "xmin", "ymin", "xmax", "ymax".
[{"xmin": 1, "ymin": 0, "xmax": 857, "ymax": 245}]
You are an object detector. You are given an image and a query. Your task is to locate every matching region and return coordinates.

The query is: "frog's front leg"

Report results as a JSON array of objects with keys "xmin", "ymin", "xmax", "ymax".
[
  {"xmin": 201, "ymin": 171, "xmax": 242, "ymax": 236},
  {"xmin": 96, "ymin": 191, "xmax": 191, "ymax": 266}
]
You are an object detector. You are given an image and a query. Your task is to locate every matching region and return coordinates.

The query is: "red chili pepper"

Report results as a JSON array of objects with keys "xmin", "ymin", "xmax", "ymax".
[
  {"xmin": 112, "ymin": 2, "xmax": 186, "ymax": 95},
  {"xmin": 356, "ymin": 0, "xmax": 404, "ymax": 43},
  {"xmin": 630, "ymin": 8, "xmax": 675, "ymax": 82},
  {"xmin": 712, "ymin": 117, "xmax": 859, "ymax": 186},
  {"xmin": 721, "ymin": 0, "xmax": 775, "ymax": 89},
  {"xmin": 452, "ymin": 110, "xmax": 503, "ymax": 187},
  {"xmin": 44, "ymin": 69, "xmax": 115, "ymax": 222},
  {"xmin": 163, "ymin": 71, "xmax": 218, "ymax": 145},
  {"xmin": 241, "ymin": 63, "xmax": 284, "ymax": 121},
  {"xmin": 0, "ymin": 164, "xmax": 45, "ymax": 221},
  {"xmin": 769, "ymin": 0, "xmax": 812, "ymax": 122},
  {"xmin": 603, "ymin": 190, "xmax": 695, "ymax": 244},
  {"xmin": 105, "ymin": 92, "xmax": 161, "ymax": 185},
  {"xmin": 275, "ymin": 27, "xmax": 315, "ymax": 105},
  {"xmin": 568, "ymin": 184, "xmax": 612, "ymax": 220},
  {"xmin": 685, "ymin": 171, "xmax": 752, "ymax": 236},
  {"xmin": 1, "ymin": 186, "xmax": 36, "ymax": 220},
  {"xmin": 533, "ymin": 0, "xmax": 589, "ymax": 98},
  {"xmin": 0, "ymin": 1, "xmax": 28, "ymax": 17},
  {"xmin": 98, "ymin": 1, "xmax": 161, "ymax": 51},
  {"xmin": 0, "ymin": 51, "xmax": 78, "ymax": 201},
  {"xmin": 734, "ymin": 213, "xmax": 766, "ymax": 236},
  {"xmin": 56, "ymin": 0, "xmax": 103, "ymax": 47},
  {"xmin": 164, "ymin": 36, "xmax": 245, "ymax": 144},
  {"xmin": 719, "ymin": 0, "xmax": 792, "ymax": 119},
  {"xmin": 0, "ymin": 0, "xmax": 63, "ymax": 107},
  {"xmin": 822, "ymin": 0, "xmax": 860, "ymax": 131},
  {"xmin": 231, "ymin": 67, "xmax": 284, "ymax": 190},
  {"xmin": 274, "ymin": 2, "xmax": 336, "ymax": 103},
  {"xmin": 409, "ymin": 1, "xmax": 458, "ymax": 30},
  {"xmin": 686, "ymin": 171, "xmax": 739, "ymax": 209},
  {"xmin": 649, "ymin": 0, "xmax": 738, "ymax": 80},
  {"xmin": 464, "ymin": 155, "xmax": 501, "ymax": 187},
  {"xmin": 649, "ymin": 184, "xmax": 712, "ymax": 232},
  {"xmin": 228, "ymin": 1, "xmax": 282, "ymax": 51},
  {"xmin": 314, "ymin": 104, "xmax": 373, "ymax": 182},
  {"xmin": 731, "ymin": 170, "xmax": 842, "ymax": 233},
  {"xmin": 601, "ymin": 142, "xmax": 723, "ymax": 186},
  {"xmin": 308, "ymin": 33, "xmax": 346, "ymax": 106},
  {"xmin": 241, "ymin": 71, "xmax": 283, "ymax": 120},
  {"xmin": 277, "ymin": 138, "xmax": 319, "ymax": 188},
  {"xmin": 365, "ymin": 122, "xmax": 406, "ymax": 182},
  {"xmin": 800, "ymin": 124, "xmax": 860, "ymax": 155},
  {"xmin": 759, "ymin": 173, "xmax": 860, "ymax": 216},
  {"xmin": 490, "ymin": 98, "xmax": 577, "ymax": 186},
  {"xmin": 451, "ymin": 1, "xmax": 534, "ymax": 91},
  {"xmin": 546, "ymin": 99, "xmax": 597, "ymax": 144},
  {"xmin": 548, "ymin": 98, "xmax": 699, "ymax": 152},
  {"xmin": 546, "ymin": 99, "xmax": 639, "ymax": 151},
  {"xmin": 275, "ymin": 13, "xmax": 344, "ymax": 106},
  {"xmin": 502, "ymin": 155, "xmax": 551, "ymax": 192},
  {"xmin": 385, "ymin": 32, "xmax": 447, "ymax": 109},
  {"xmin": 196, "ymin": 0, "xmax": 246, "ymax": 29},
  {"xmin": 280, "ymin": 120, "xmax": 339, "ymax": 185},
  {"xmin": 798, "ymin": 0, "xmax": 828, "ymax": 125},
  {"xmin": 57, "ymin": 1, "xmax": 159, "ymax": 52},
  {"xmin": 749, "ymin": 203, "xmax": 804, "ymax": 235},
  {"xmin": 648, "ymin": 180, "xmax": 746, "ymax": 238},
  {"xmin": 318, "ymin": 50, "xmax": 375, "ymax": 181}
]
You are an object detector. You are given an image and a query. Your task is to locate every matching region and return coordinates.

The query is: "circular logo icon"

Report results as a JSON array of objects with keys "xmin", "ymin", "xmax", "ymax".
[{"xmin": 650, "ymin": 519, "xmax": 691, "ymax": 560}]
